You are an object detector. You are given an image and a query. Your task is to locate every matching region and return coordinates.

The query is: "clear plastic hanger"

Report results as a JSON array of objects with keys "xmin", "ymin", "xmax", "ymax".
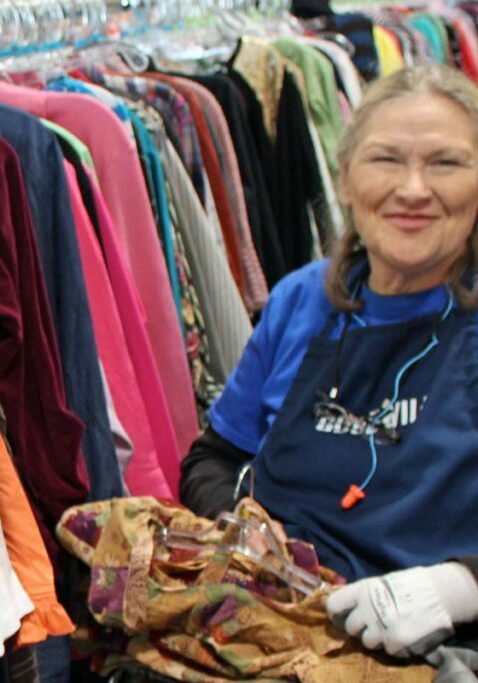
[
  {"xmin": 311, "ymin": 29, "xmax": 356, "ymax": 56},
  {"xmin": 71, "ymin": 38, "xmax": 151, "ymax": 72},
  {"xmin": 331, "ymin": 0, "xmax": 426, "ymax": 12},
  {"xmin": 157, "ymin": 464, "xmax": 330, "ymax": 597},
  {"xmin": 157, "ymin": 508, "xmax": 329, "ymax": 596},
  {"xmin": 0, "ymin": 0, "xmax": 153, "ymax": 76}
]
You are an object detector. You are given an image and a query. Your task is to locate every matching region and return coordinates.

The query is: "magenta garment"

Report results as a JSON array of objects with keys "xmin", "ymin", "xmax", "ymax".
[
  {"xmin": 64, "ymin": 161, "xmax": 172, "ymax": 499},
  {"xmin": 0, "ymin": 82, "xmax": 199, "ymax": 467},
  {"xmin": 0, "ymin": 136, "xmax": 89, "ymax": 568}
]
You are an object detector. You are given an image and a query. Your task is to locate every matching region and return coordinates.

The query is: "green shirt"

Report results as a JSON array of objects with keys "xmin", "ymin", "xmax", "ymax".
[
  {"xmin": 42, "ymin": 118, "xmax": 98, "ymax": 180},
  {"xmin": 273, "ymin": 36, "xmax": 343, "ymax": 177}
]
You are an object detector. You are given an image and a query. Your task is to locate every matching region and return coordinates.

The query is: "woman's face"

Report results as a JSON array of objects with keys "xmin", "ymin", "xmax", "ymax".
[{"xmin": 339, "ymin": 94, "xmax": 478, "ymax": 294}]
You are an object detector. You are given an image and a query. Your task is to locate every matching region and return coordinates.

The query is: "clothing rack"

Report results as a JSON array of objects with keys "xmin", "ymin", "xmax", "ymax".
[{"xmin": 2, "ymin": 1, "xmax": 476, "ymax": 681}]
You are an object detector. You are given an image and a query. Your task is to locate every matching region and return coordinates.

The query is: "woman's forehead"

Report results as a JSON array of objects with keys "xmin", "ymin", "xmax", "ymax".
[{"xmin": 357, "ymin": 94, "xmax": 478, "ymax": 148}]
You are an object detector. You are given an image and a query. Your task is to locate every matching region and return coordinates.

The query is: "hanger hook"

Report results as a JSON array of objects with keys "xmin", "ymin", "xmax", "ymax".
[{"xmin": 234, "ymin": 462, "xmax": 254, "ymax": 502}]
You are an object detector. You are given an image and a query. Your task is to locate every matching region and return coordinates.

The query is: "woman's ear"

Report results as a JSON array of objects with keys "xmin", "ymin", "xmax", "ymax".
[{"xmin": 337, "ymin": 163, "xmax": 353, "ymax": 206}]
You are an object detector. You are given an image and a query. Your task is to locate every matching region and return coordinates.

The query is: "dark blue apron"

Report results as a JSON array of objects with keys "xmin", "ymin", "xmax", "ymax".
[{"xmin": 251, "ymin": 305, "xmax": 478, "ymax": 582}]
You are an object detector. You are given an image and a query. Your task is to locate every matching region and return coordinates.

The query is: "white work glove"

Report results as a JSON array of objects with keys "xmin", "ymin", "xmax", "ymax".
[{"xmin": 326, "ymin": 563, "xmax": 478, "ymax": 658}]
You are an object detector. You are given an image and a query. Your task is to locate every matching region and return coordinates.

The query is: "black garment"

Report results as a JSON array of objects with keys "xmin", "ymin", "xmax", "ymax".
[
  {"xmin": 108, "ymin": 667, "xmax": 182, "ymax": 682},
  {"xmin": 459, "ymin": 557, "xmax": 478, "ymax": 583},
  {"xmin": 70, "ymin": 662, "xmax": 104, "ymax": 683},
  {"xmin": 227, "ymin": 69, "xmax": 328, "ymax": 270},
  {"xmin": 191, "ymin": 71, "xmax": 287, "ymax": 288},
  {"xmin": 323, "ymin": 13, "xmax": 379, "ymax": 81},
  {"xmin": 443, "ymin": 19, "xmax": 463, "ymax": 70},
  {"xmin": 274, "ymin": 70, "xmax": 327, "ymax": 267},
  {"xmin": 6, "ymin": 647, "xmax": 39, "ymax": 683},
  {"xmin": 291, "ymin": 0, "xmax": 333, "ymax": 17},
  {"xmin": 179, "ymin": 425, "xmax": 251, "ymax": 519},
  {"xmin": 0, "ymin": 657, "xmax": 10, "ymax": 683}
]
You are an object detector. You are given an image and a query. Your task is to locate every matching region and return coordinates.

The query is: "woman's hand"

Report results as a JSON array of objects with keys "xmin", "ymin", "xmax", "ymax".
[{"xmin": 326, "ymin": 563, "xmax": 478, "ymax": 657}]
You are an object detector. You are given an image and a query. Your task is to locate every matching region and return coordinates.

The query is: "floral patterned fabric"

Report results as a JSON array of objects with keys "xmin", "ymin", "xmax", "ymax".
[{"xmin": 56, "ymin": 497, "xmax": 434, "ymax": 682}]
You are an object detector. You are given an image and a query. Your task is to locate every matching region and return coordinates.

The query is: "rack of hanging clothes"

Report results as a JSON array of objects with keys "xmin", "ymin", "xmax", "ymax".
[
  {"xmin": 0, "ymin": 1, "xmax": 363, "ymax": 680},
  {"xmin": 2, "ymin": 0, "xmax": 477, "ymax": 680},
  {"xmin": 298, "ymin": 0, "xmax": 478, "ymax": 82},
  {"xmin": 0, "ymin": 1, "xmax": 364, "ymax": 678},
  {"xmin": 0, "ymin": 0, "xmax": 362, "ymax": 537}
]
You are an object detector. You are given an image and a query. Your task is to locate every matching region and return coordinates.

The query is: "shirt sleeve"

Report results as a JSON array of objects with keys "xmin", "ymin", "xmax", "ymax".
[
  {"xmin": 208, "ymin": 260, "xmax": 331, "ymax": 453},
  {"xmin": 179, "ymin": 425, "xmax": 252, "ymax": 518},
  {"xmin": 208, "ymin": 301, "xmax": 273, "ymax": 453}
]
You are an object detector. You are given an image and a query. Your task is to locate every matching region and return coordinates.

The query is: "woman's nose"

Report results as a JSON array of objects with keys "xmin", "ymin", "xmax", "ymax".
[{"xmin": 394, "ymin": 166, "xmax": 432, "ymax": 203}]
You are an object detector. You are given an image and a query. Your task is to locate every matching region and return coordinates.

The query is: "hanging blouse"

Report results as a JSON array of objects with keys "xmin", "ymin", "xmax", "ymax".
[
  {"xmin": 164, "ymin": 76, "xmax": 268, "ymax": 315},
  {"xmin": 0, "ymin": 518, "xmax": 33, "ymax": 656},
  {"xmin": 83, "ymin": 68, "xmax": 207, "ymax": 205},
  {"xmin": 0, "ymin": 431, "xmax": 74, "ymax": 647},
  {"xmin": 149, "ymin": 71, "xmax": 246, "ymax": 298},
  {"xmin": 161, "ymin": 134, "xmax": 253, "ymax": 382},
  {"xmin": 121, "ymin": 96, "xmax": 224, "ymax": 423}
]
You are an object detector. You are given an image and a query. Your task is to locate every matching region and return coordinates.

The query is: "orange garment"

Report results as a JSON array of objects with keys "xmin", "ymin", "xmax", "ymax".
[{"xmin": 0, "ymin": 432, "xmax": 74, "ymax": 647}]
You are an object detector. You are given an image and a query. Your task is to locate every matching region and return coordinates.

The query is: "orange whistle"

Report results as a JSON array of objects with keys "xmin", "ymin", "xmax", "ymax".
[{"xmin": 341, "ymin": 484, "xmax": 366, "ymax": 509}]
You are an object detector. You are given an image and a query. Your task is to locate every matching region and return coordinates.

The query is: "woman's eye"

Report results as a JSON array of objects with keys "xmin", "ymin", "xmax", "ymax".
[
  {"xmin": 372, "ymin": 156, "xmax": 399, "ymax": 163},
  {"xmin": 434, "ymin": 159, "xmax": 460, "ymax": 167}
]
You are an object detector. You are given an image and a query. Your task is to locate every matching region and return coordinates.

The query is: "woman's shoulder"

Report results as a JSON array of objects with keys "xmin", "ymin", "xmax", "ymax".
[
  {"xmin": 260, "ymin": 259, "xmax": 334, "ymax": 342},
  {"xmin": 268, "ymin": 259, "xmax": 332, "ymax": 305}
]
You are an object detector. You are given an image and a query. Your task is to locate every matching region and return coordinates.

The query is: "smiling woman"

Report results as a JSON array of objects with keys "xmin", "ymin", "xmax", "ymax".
[
  {"xmin": 180, "ymin": 64, "xmax": 478, "ymax": 675},
  {"xmin": 328, "ymin": 65, "xmax": 478, "ymax": 310},
  {"xmin": 338, "ymin": 94, "xmax": 478, "ymax": 295}
]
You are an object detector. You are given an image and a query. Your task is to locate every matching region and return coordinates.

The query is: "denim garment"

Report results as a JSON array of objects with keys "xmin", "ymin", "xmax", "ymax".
[
  {"xmin": 0, "ymin": 103, "xmax": 123, "ymax": 501},
  {"xmin": 36, "ymin": 636, "xmax": 70, "ymax": 683}
]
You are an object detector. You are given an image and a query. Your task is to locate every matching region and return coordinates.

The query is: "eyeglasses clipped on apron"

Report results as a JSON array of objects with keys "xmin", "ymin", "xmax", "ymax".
[{"xmin": 313, "ymin": 391, "xmax": 402, "ymax": 446}]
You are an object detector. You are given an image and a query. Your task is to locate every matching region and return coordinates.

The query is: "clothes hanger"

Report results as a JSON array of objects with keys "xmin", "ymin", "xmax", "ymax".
[
  {"xmin": 0, "ymin": 0, "xmax": 152, "ymax": 80},
  {"xmin": 331, "ymin": 0, "xmax": 427, "ymax": 13},
  {"xmin": 158, "ymin": 506, "xmax": 330, "ymax": 595},
  {"xmin": 157, "ymin": 464, "xmax": 330, "ymax": 597}
]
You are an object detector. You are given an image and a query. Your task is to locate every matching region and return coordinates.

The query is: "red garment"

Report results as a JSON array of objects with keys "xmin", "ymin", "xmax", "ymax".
[
  {"xmin": 0, "ymin": 136, "xmax": 89, "ymax": 568},
  {"xmin": 178, "ymin": 78, "xmax": 268, "ymax": 315},
  {"xmin": 453, "ymin": 18, "xmax": 478, "ymax": 82}
]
